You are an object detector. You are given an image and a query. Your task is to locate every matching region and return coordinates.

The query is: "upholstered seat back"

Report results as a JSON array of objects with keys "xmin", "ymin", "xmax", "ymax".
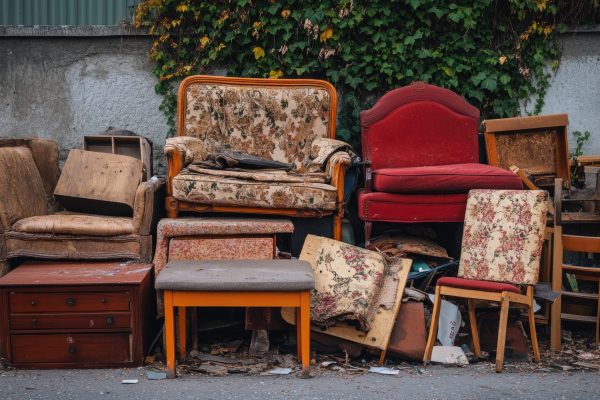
[
  {"xmin": 0, "ymin": 146, "xmax": 47, "ymax": 231},
  {"xmin": 180, "ymin": 77, "xmax": 337, "ymax": 170},
  {"xmin": 360, "ymin": 82, "xmax": 480, "ymax": 170},
  {"xmin": 458, "ymin": 189, "xmax": 548, "ymax": 285}
]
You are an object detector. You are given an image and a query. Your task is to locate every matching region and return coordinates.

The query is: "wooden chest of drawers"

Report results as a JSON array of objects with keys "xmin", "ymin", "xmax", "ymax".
[{"xmin": 0, "ymin": 261, "xmax": 154, "ymax": 368}]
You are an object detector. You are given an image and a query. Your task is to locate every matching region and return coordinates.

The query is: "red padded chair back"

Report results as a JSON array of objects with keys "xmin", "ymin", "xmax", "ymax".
[{"xmin": 361, "ymin": 82, "xmax": 480, "ymax": 170}]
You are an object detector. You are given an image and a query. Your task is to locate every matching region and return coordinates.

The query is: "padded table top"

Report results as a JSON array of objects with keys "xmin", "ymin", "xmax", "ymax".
[{"xmin": 155, "ymin": 260, "xmax": 314, "ymax": 291}]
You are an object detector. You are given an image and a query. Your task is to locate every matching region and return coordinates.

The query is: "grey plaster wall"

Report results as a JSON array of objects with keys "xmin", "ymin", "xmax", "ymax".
[
  {"xmin": 524, "ymin": 32, "xmax": 600, "ymax": 155},
  {"xmin": 0, "ymin": 35, "xmax": 169, "ymax": 173}
]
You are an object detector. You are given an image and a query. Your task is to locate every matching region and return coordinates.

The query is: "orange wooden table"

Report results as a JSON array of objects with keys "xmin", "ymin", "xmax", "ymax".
[{"xmin": 156, "ymin": 260, "xmax": 314, "ymax": 378}]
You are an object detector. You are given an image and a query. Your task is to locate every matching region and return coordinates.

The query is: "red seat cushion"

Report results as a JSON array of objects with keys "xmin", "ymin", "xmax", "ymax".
[
  {"xmin": 358, "ymin": 190, "xmax": 468, "ymax": 222},
  {"xmin": 372, "ymin": 163, "xmax": 523, "ymax": 194},
  {"xmin": 437, "ymin": 277, "xmax": 521, "ymax": 293}
]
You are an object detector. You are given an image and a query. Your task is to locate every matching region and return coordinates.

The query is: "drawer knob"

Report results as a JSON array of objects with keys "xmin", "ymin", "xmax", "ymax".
[
  {"xmin": 32, "ymin": 318, "xmax": 38, "ymax": 325},
  {"xmin": 65, "ymin": 298, "xmax": 76, "ymax": 306},
  {"xmin": 30, "ymin": 300, "xmax": 37, "ymax": 306},
  {"xmin": 100, "ymin": 298, "xmax": 107, "ymax": 304},
  {"xmin": 68, "ymin": 346, "xmax": 77, "ymax": 354},
  {"xmin": 106, "ymin": 317, "xmax": 114, "ymax": 325}
]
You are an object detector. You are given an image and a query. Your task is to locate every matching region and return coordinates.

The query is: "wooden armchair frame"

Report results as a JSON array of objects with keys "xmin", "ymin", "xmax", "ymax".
[{"xmin": 165, "ymin": 76, "xmax": 348, "ymax": 240}]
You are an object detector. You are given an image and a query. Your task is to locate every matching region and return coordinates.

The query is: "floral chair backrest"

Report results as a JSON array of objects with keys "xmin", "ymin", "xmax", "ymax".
[
  {"xmin": 458, "ymin": 189, "xmax": 548, "ymax": 285},
  {"xmin": 179, "ymin": 78, "xmax": 336, "ymax": 170}
]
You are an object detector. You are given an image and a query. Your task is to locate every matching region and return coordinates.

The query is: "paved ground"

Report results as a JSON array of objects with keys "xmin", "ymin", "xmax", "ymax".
[{"xmin": 1, "ymin": 366, "xmax": 599, "ymax": 400}]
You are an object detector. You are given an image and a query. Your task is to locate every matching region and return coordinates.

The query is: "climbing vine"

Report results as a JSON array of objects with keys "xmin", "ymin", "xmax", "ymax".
[{"xmin": 134, "ymin": 0, "xmax": 594, "ymax": 146}]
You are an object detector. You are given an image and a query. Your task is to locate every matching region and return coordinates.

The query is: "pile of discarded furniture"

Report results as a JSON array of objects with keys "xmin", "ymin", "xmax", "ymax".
[{"xmin": 0, "ymin": 76, "xmax": 598, "ymax": 377}]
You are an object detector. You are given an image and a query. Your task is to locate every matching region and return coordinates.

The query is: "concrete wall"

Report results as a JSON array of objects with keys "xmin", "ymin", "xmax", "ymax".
[
  {"xmin": 1, "ymin": 30, "xmax": 599, "ymax": 175},
  {"xmin": 525, "ymin": 31, "xmax": 600, "ymax": 155},
  {"xmin": 0, "ymin": 33, "xmax": 169, "ymax": 173}
]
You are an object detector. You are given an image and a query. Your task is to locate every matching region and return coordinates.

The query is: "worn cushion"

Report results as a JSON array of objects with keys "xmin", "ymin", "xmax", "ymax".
[
  {"xmin": 459, "ymin": 189, "xmax": 548, "ymax": 285},
  {"xmin": 182, "ymin": 82, "xmax": 332, "ymax": 170},
  {"xmin": 358, "ymin": 190, "xmax": 469, "ymax": 222},
  {"xmin": 372, "ymin": 163, "xmax": 523, "ymax": 193},
  {"xmin": 172, "ymin": 173, "xmax": 337, "ymax": 211},
  {"xmin": 12, "ymin": 212, "xmax": 135, "ymax": 236},
  {"xmin": 437, "ymin": 277, "xmax": 521, "ymax": 294},
  {"xmin": 155, "ymin": 260, "xmax": 314, "ymax": 291},
  {"xmin": 0, "ymin": 147, "xmax": 47, "ymax": 231}
]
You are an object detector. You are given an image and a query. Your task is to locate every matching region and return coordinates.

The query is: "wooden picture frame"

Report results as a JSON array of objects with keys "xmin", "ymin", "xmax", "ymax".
[{"xmin": 483, "ymin": 113, "xmax": 570, "ymax": 191}]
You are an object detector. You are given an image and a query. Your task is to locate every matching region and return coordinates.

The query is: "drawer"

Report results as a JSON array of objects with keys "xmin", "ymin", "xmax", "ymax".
[
  {"xmin": 10, "ymin": 312, "xmax": 131, "ymax": 330},
  {"xmin": 11, "ymin": 333, "xmax": 131, "ymax": 365},
  {"xmin": 10, "ymin": 291, "xmax": 130, "ymax": 313}
]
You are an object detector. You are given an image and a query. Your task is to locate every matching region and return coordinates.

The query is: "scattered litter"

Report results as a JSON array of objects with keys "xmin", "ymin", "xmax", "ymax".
[
  {"xmin": 430, "ymin": 346, "xmax": 469, "ymax": 366},
  {"xmin": 121, "ymin": 379, "xmax": 139, "ymax": 384},
  {"xmin": 331, "ymin": 366, "xmax": 346, "ymax": 372},
  {"xmin": 368, "ymin": 366, "xmax": 400, "ymax": 375},
  {"xmin": 261, "ymin": 367, "xmax": 292, "ymax": 375},
  {"xmin": 428, "ymin": 294, "xmax": 462, "ymax": 346},
  {"xmin": 211, "ymin": 340, "xmax": 243, "ymax": 355},
  {"xmin": 320, "ymin": 361, "xmax": 337, "ymax": 367},
  {"xmin": 196, "ymin": 363, "xmax": 229, "ymax": 376},
  {"xmin": 144, "ymin": 355, "xmax": 155, "ymax": 365},
  {"xmin": 571, "ymin": 362, "xmax": 600, "ymax": 370},
  {"xmin": 146, "ymin": 369, "xmax": 167, "ymax": 380}
]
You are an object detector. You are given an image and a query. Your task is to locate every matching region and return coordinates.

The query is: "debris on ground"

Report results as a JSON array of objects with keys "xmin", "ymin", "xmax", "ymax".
[
  {"xmin": 121, "ymin": 379, "xmax": 139, "ymax": 384},
  {"xmin": 430, "ymin": 346, "xmax": 469, "ymax": 366},
  {"xmin": 368, "ymin": 366, "xmax": 400, "ymax": 375}
]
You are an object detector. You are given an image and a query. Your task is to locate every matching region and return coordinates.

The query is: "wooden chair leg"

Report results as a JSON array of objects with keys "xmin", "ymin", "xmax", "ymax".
[
  {"xmin": 364, "ymin": 221, "xmax": 373, "ymax": 249},
  {"xmin": 164, "ymin": 291, "xmax": 176, "ymax": 379},
  {"xmin": 299, "ymin": 291, "xmax": 311, "ymax": 376},
  {"xmin": 296, "ymin": 307, "xmax": 302, "ymax": 364},
  {"xmin": 178, "ymin": 306, "xmax": 187, "ymax": 359},
  {"xmin": 332, "ymin": 213, "xmax": 343, "ymax": 241},
  {"xmin": 424, "ymin": 285, "xmax": 442, "ymax": 363},
  {"xmin": 468, "ymin": 299, "xmax": 481, "ymax": 358},
  {"xmin": 191, "ymin": 309, "xmax": 199, "ymax": 352},
  {"xmin": 378, "ymin": 350, "xmax": 387, "ymax": 366},
  {"xmin": 528, "ymin": 303, "xmax": 541, "ymax": 363},
  {"xmin": 550, "ymin": 224, "xmax": 563, "ymax": 352},
  {"xmin": 495, "ymin": 294, "xmax": 510, "ymax": 373}
]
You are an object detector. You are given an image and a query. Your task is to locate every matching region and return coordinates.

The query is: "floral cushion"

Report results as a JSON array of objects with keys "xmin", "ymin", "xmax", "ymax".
[
  {"xmin": 184, "ymin": 84, "xmax": 331, "ymax": 170},
  {"xmin": 458, "ymin": 189, "xmax": 548, "ymax": 285},
  {"xmin": 172, "ymin": 174, "xmax": 337, "ymax": 211},
  {"xmin": 302, "ymin": 236, "xmax": 387, "ymax": 331}
]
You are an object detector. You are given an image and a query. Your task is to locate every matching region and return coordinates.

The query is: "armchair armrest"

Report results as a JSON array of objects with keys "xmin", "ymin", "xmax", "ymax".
[
  {"xmin": 134, "ymin": 177, "xmax": 166, "ymax": 236},
  {"xmin": 164, "ymin": 136, "xmax": 206, "ymax": 196}
]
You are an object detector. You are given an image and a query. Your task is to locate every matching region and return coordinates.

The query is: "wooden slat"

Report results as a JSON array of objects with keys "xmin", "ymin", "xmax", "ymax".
[
  {"xmin": 561, "ymin": 213, "xmax": 600, "ymax": 224},
  {"xmin": 562, "ymin": 235, "xmax": 600, "ymax": 252},
  {"xmin": 562, "ymin": 291, "xmax": 599, "ymax": 300},
  {"xmin": 561, "ymin": 313, "xmax": 597, "ymax": 323},
  {"xmin": 483, "ymin": 113, "xmax": 569, "ymax": 133}
]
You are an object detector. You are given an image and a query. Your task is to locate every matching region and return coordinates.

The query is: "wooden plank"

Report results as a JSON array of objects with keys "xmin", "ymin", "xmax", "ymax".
[
  {"xmin": 282, "ymin": 235, "xmax": 412, "ymax": 351},
  {"xmin": 561, "ymin": 313, "xmax": 597, "ymax": 323},
  {"xmin": 562, "ymin": 235, "xmax": 600, "ymax": 252},
  {"xmin": 561, "ymin": 213, "xmax": 600, "ymax": 224},
  {"xmin": 562, "ymin": 291, "xmax": 598, "ymax": 300},
  {"xmin": 483, "ymin": 113, "xmax": 569, "ymax": 133}
]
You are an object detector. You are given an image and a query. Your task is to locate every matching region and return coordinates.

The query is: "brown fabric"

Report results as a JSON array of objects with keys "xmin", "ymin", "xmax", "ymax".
[
  {"xmin": 11, "ymin": 212, "xmax": 135, "ymax": 236},
  {"xmin": 0, "ymin": 147, "xmax": 47, "ymax": 231},
  {"xmin": 0, "ymin": 260, "xmax": 9, "ymax": 278},
  {"xmin": 28, "ymin": 139, "xmax": 60, "ymax": 200},
  {"xmin": 133, "ymin": 182, "xmax": 147, "ymax": 233},
  {"xmin": 5, "ymin": 231, "xmax": 143, "ymax": 260}
]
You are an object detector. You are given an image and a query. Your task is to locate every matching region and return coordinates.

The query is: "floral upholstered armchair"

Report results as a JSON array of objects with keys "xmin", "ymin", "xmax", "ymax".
[{"xmin": 164, "ymin": 76, "xmax": 353, "ymax": 240}]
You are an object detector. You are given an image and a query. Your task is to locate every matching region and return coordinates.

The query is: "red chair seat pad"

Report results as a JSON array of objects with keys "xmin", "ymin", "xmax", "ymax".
[
  {"xmin": 372, "ymin": 163, "xmax": 523, "ymax": 194},
  {"xmin": 437, "ymin": 277, "xmax": 521, "ymax": 293}
]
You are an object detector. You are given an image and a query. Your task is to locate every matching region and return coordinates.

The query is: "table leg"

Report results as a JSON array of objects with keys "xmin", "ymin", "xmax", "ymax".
[
  {"xmin": 191, "ymin": 308, "xmax": 199, "ymax": 352},
  {"xmin": 299, "ymin": 291, "xmax": 310, "ymax": 376},
  {"xmin": 164, "ymin": 290, "xmax": 176, "ymax": 378},
  {"xmin": 178, "ymin": 306, "xmax": 187, "ymax": 359},
  {"xmin": 296, "ymin": 307, "xmax": 302, "ymax": 364}
]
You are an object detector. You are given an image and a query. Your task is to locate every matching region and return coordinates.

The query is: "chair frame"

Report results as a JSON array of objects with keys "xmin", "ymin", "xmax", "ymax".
[
  {"xmin": 424, "ymin": 284, "xmax": 540, "ymax": 372},
  {"xmin": 165, "ymin": 75, "xmax": 348, "ymax": 240}
]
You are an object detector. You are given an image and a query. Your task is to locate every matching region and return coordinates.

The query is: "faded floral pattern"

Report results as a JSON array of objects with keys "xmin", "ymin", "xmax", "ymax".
[
  {"xmin": 184, "ymin": 84, "xmax": 331, "ymax": 169},
  {"xmin": 172, "ymin": 174, "xmax": 337, "ymax": 211},
  {"xmin": 305, "ymin": 237, "xmax": 387, "ymax": 331},
  {"xmin": 458, "ymin": 189, "xmax": 548, "ymax": 285}
]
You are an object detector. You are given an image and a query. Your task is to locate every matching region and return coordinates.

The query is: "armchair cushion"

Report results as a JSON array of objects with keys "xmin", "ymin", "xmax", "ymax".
[
  {"xmin": 12, "ymin": 212, "xmax": 135, "ymax": 236},
  {"xmin": 172, "ymin": 174, "xmax": 337, "ymax": 211},
  {"xmin": 0, "ymin": 147, "xmax": 47, "ymax": 231},
  {"xmin": 372, "ymin": 163, "xmax": 523, "ymax": 194},
  {"xmin": 437, "ymin": 277, "xmax": 521, "ymax": 293},
  {"xmin": 358, "ymin": 191, "xmax": 469, "ymax": 222}
]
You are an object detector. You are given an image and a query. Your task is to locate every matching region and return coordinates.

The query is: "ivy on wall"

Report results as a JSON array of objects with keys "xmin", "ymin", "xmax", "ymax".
[{"xmin": 135, "ymin": 0, "xmax": 583, "ymax": 146}]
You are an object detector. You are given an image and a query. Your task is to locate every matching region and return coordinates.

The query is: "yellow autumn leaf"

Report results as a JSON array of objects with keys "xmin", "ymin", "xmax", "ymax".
[
  {"xmin": 183, "ymin": 65, "xmax": 192, "ymax": 72},
  {"xmin": 320, "ymin": 26, "xmax": 333, "ymax": 43},
  {"xmin": 253, "ymin": 21, "xmax": 262, "ymax": 30},
  {"xmin": 171, "ymin": 19, "xmax": 181, "ymax": 28},
  {"xmin": 252, "ymin": 46, "xmax": 265, "ymax": 60},
  {"xmin": 269, "ymin": 69, "xmax": 284, "ymax": 79},
  {"xmin": 176, "ymin": 4, "xmax": 189, "ymax": 12},
  {"xmin": 199, "ymin": 36, "xmax": 210, "ymax": 49},
  {"xmin": 281, "ymin": 10, "xmax": 291, "ymax": 19},
  {"xmin": 498, "ymin": 55, "xmax": 507, "ymax": 65},
  {"xmin": 443, "ymin": 67, "xmax": 453, "ymax": 77}
]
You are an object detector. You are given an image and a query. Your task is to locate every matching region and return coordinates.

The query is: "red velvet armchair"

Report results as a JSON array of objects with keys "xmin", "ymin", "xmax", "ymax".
[{"xmin": 358, "ymin": 82, "xmax": 523, "ymax": 247}]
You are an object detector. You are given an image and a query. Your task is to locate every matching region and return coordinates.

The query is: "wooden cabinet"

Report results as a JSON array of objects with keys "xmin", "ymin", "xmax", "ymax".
[
  {"xmin": 83, "ymin": 135, "xmax": 153, "ymax": 180},
  {"xmin": 0, "ymin": 261, "xmax": 154, "ymax": 368}
]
